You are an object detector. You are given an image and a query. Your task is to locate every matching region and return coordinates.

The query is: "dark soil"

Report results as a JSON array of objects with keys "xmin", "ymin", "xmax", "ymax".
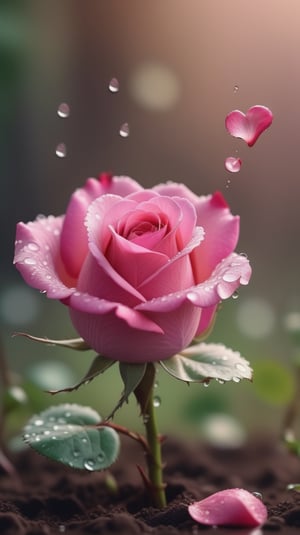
[{"xmin": 1, "ymin": 435, "xmax": 300, "ymax": 534}]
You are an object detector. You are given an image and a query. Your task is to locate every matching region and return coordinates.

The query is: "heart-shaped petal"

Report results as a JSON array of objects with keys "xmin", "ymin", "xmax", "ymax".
[
  {"xmin": 188, "ymin": 488, "xmax": 267, "ymax": 527},
  {"xmin": 225, "ymin": 105, "xmax": 273, "ymax": 147}
]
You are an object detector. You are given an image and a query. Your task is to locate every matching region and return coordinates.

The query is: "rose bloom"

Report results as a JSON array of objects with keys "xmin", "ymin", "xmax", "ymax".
[{"xmin": 14, "ymin": 174, "xmax": 251, "ymax": 363}]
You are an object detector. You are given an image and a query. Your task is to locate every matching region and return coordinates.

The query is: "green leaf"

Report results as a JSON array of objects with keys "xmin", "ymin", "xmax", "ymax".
[
  {"xmin": 160, "ymin": 343, "xmax": 252, "ymax": 383},
  {"xmin": 48, "ymin": 355, "xmax": 115, "ymax": 394},
  {"xmin": 106, "ymin": 362, "xmax": 147, "ymax": 420},
  {"xmin": 14, "ymin": 332, "xmax": 91, "ymax": 350},
  {"xmin": 23, "ymin": 404, "xmax": 120, "ymax": 470}
]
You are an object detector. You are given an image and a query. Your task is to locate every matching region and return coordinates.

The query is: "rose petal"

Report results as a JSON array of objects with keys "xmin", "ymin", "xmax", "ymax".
[
  {"xmin": 188, "ymin": 488, "xmax": 267, "ymax": 527},
  {"xmin": 225, "ymin": 105, "xmax": 273, "ymax": 147},
  {"xmin": 153, "ymin": 181, "xmax": 200, "ymax": 204},
  {"xmin": 136, "ymin": 253, "xmax": 251, "ymax": 313},
  {"xmin": 70, "ymin": 299, "xmax": 201, "ymax": 362},
  {"xmin": 191, "ymin": 191, "xmax": 240, "ymax": 282},
  {"xmin": 67, "ymin": 291, "xmax": 163, "ymax": 333},
  {"xmin": 60, "ymin": 175, "xmax": 142, "ymax": 277},
  {"xmin": 14, "ymin": 217, "xmax": 75, "ymax": 299}
]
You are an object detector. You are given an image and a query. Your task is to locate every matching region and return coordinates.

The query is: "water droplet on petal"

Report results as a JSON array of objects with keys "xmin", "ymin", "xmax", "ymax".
[
  {"xmin": 108, "ymin": 77, "xmax": 119, "ymax": 93},
  {"xmin": 223, "ymin": 272, "xmax": 239, "ymax": 283},
  {"xmin": 225, "ymin": 157, "xmax": 242, "ymax": 173},
  {"xmin": 27, "ymin": 242, "xmax": 40, "ymax": 252},
  {"xmin": 57, "ymin": 103, "xmax": 70, "ymax": 118},
  {"xmin": 153, "ymin": 396, "xmax": 161, "ymax": 407},
  {"xmin": 56, "ymin": 143, "xmax": 67, "ymax": 158},
  {"xmin": 119, "ymin": 122, "xmax": 130, "ymax": 138},
  {"xmin": 24, "ymin": 257, "xmax": 37, "ymax": 265}
]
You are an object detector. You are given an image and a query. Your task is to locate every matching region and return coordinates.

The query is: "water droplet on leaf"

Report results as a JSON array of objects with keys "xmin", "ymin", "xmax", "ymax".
[
  {"xmin": 108, "ymin": 77, "xmax": 119, "ymax": 93},
  {"xmin": 119, "ymin": 122, "xmax": 130, "ymax": 138},
  {"xmin": 84, "ymin": 459, "xmax": 95, "ymax": 471},
  {"xmin": 57, "ymin": 103, "xmax": 70, "ymax": 118},
  {"xmin": 55, "ymin": 143, "xmax": 67, "ymax": 158},
  {"xmin": 225, "ymin": 157, "xmax": 242, "ymax": 173}
]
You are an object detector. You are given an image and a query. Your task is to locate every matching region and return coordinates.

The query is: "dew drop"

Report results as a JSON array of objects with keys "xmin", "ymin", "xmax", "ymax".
[
  {"xmin": 84, "ymin": 459, "xmax": 95, "ymax": 471},
  {"xmin": 24, "ymin": 257, "xmax": 37, "ymax": 265},
  {"xmin": 216, "ymin": 378, "xmax": 225, "ymax": 385},
  {"xmin": 223, "ymin": 272, "xmax": 239, "ymax": 283},
  {"xmin": 55, "ymin": 143, "xmax": 67, "ymax": 158},
  {"xmin": 153, "ymin": 396, "xmax": 161, "ymax": 408},
  {"xmin": 203, "ymin": 380, "xmax": 210, "ymax": 388},
  {"xmin": 73, "ymin": 450, "xmax": 80, "ymax": 458},
  {"xmin": 232, "ymin": 376, "xmax": 241, "ymax": 383},
  {"xmin": 154, "ymin": 380, "xmax": 159, "ymax": 388},
  {"xmin": 252, "ymin": 491, "xmax": 263, "ymax": 500},
  {"xmin": 57, "ymin": 102, "xmax": 70, "ymax": 118},
  {"xmin": 97, "ymin": 453, "xmax": 105, "ymax": 462},
  {"xmin": 233, "ymin": 84, "xmax": 239, "ymax": 93},
  {"xmin": 27, "ymin": 242, "xmax": 40, "ymax": 252},
  {"xmin": 108, "ymin": 77, "xmax": 119, "ymax": 93},
  {"xmin": 34, "ymin": 419, "xmax": 44, "ymax": 426},
  {"xmin": 119, "ymin": 122, "xmax": 130, "ymax": 138},
  {"xmin": 232, "ymin": 291, "xmax": 239, "ymax": 300},
  {"xmin": 81, "ymin": 437, "xmax": 88, "ymax": 444},
  {"xmin": 225, "ymin": 157, "xmax": 242, "ymax": 173}
]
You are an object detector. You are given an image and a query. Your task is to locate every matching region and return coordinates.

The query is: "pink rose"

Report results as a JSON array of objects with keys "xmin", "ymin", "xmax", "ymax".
[{"xmin": 14, "ymin": 174, "xmax": 251, "ymax": 362}]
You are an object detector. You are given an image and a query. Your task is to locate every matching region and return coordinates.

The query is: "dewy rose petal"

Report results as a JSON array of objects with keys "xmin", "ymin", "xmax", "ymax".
[
  {"xmin": 188, "ymin": 488, "xmax": 268, "ymax": 527},
  {"xmin": 225, "ymin": 105, "xmax": 273, "ymax": 147},
  {"xmin": 14, "ymin": 175, "xmax": 251, "ymax": 363}
]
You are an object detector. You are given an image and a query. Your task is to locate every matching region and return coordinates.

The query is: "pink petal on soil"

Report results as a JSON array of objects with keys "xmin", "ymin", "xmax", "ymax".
[
  {"xmin": 225, "ymin": 157, "xmax": 242, "ymax": 173},
  {"xmin": 225, "ymin": 105, "xmax": 273, "ymax": 147},
  {"xmin": 188, "ymin": 488, "xmax": 267, "ymax": 527}
]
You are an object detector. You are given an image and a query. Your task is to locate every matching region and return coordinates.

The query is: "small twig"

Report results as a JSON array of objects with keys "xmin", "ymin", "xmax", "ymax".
[{"xmin": 97, "ymin": 421, "xmax": 150, "ymax": 455}]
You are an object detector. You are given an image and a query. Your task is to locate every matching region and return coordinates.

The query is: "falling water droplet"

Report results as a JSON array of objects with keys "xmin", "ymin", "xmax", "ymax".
[
  {"xmin": 119, "ymin": 122, "xmax": 130, "ymax": 138},
  {"xmin": 108, "ymin": 77, "xmax": 119, "ymax": 93},
  {"xmin": 57, "ymin": 103, "xmax": 70, "ymax": 118},
  {"xmin": 225, "ymin": 157, "xmax": 242, "ymax": 173},
  {"xmin": 203, "ymin": 380, "xmax": 210, "ymax": 388},
  {"xmin": 233, "ymin": 84, "xmax": 239, "ymax": 93},
  {"xmin": 55, "ymin": 143, "xmax": 67, "ymax": 158},
  {"xmin": 153, "ymin": 396, "xmax": 161, "ymax": 408}
]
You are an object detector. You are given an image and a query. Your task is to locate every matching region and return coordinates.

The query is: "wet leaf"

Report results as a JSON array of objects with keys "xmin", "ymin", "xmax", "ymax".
[
  {"xmin": 160, "ymin": 343, "xmax": 252, "ymax": 383},
  {"xmin": 14, "ymin": 332, "xmax": 91, "ymax": 350},
  {"xmin": 48, "ymin": 355, "xmax": 115, "ymax": 394},
  {"xmin": 24, "ymin": 404, "xmax": 120, "ymax": 470}
]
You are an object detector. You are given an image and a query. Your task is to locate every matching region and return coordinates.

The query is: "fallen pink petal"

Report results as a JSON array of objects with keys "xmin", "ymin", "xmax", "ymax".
[
  {"xmin": 225, "ymin": 105, "xmax": 273, "ymax": 147},
  {"xmin": 188, "ymin": 488, "xmax": 268, "ymax": 527},
  {"xmin": 225, "ymin": 156, "xmax": 242, "ymax": 173}
]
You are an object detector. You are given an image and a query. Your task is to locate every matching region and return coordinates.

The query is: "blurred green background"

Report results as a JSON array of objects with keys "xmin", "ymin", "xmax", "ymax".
[{"xmin": 1, "ymin": 0, "xmax": 300, "ymax": 443}]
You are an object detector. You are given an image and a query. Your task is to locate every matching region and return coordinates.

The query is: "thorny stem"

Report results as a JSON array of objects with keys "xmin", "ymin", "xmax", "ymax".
[{"xmin": 98, "ymin": 421, "xmax": 149, "ymax": 455}]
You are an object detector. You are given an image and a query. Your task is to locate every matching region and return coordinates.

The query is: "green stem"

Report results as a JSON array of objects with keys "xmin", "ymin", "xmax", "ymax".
[{"xmin": 135, "ymin": 363, "xmax": 166, "ymax": 508}]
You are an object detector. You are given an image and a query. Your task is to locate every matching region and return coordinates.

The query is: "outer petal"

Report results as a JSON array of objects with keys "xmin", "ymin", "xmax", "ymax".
[
  {"xmin": 14, "ymin": 217, "xmax": 75, "ymax": 299},
  {"xmin": 191, "ymin": 191, "xmax": 240, "ymax": 282},
  {"xmin": 137, "ymin": 253, "xmax": 251, "ymax": 313},
  {"xmin": 60, "ymin": 175, "xmax": 142, "ymax": 278},
  {"xmin": 153, "ymin": 181, "xmax": 200, "ymax": 204},
  {"xmin": 69, "ymin": 299, "xmax": 201, "ymax": 362}
]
